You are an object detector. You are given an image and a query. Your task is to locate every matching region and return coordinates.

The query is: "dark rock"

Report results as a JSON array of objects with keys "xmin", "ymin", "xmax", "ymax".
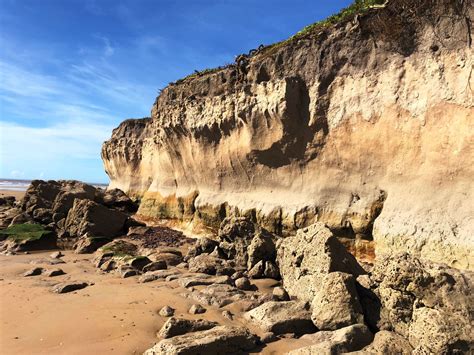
[
  {"xmin": 23, "ymin": 267, "xmax": 44, "ymax": 277},
  {"xmin": 45, "ymin": 268, "xmax": 66, "ymax": 277},
  {"xmin": 143, "ymin": 260, "xmax": 167, "ymax": 272},
  {"xmin": 189, "ymin": 304, "xmax": 206, "ymax": 314},
  {"xmin": 248, "ymin": 260, "xmax": 265, "ymax": 279},
  {"xmin": 52, "ymin": 281, "xmax": 89, "ymax": 293},
  {"xmin": 235, "ymin": 277, "xmax": 252, "ymax": 290}
]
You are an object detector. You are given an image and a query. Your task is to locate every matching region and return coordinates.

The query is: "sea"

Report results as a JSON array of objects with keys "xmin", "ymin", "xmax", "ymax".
[{"xmin": 0, "ymin": 179, "xmax": 108, "ymax": 191}]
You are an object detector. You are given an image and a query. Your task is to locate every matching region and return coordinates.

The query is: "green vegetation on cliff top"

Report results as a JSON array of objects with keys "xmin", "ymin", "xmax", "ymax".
[
  {"xmin": 0, "ymin": 223, "xmax": 53, "ymax": 242},
  {"xmin": 171, "ymin": 0, "xmax": 386, "ymax": 85}
]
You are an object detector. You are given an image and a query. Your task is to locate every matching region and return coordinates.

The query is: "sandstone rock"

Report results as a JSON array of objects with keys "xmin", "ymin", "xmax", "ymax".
[
  {"xmin": 185, "ymin": 237, "xmax": 219, "ymax": 260},
  {"xmin": 73, "ymin": 234, "xmax": 111, "ymax": 254},
  {"xmin": 45, "ymin": 268, "xmax": 66, "ymax": 277},
  {"xmin": 143, "ymin": 260, "xmax": 167, "ymax": 272},
  {"xmin": 101, "ymin": 188, "xmax": 137, "ymax": 213},
  {"xmin": 52, "ymin": 281, "xmax": 89, "ymax": 293},
  {"xmin": 247, "ymin": 232, "xmax": 277, "ymax": 270},
  {"xmin": 49, "ymin": 251, "xmax": 63, "ymax": 259},
  {"xmin": 409, "ymin": 307, "xmax": 472, "ymax": 354},
  {"xmin": 272, "ymin": 286, "xmax": 289, "ymax": 301},
  {"xmin": 23, "ymin": 267, "xmax": 44, "ymax": 277},
  {"xmin": 189, "ymin": 284, "xmax": 246, "ymax": 307},
  {"xmin": 9, "ymin": 212, "xmax": 34, "ymax": 226},
  {"xmin": 248, "ymin": 260, "xmax": 265, "ymax": 279},
  {"xmin": 159, "ymin": 306, "xmax": 175, "ymax": 317},
  {"xmin": 154, "ymin": 252, "xmax": 182, "ymax": 267},
  {"xmin": 288, "ymin": 324, "xmax": 373, "ymax": 354},
  {"xmin": 264, "ymin": 261, "xmax": 280, "ymax": 279},
  {"xmin": 277, "ymin": 223, "xmax": 365, "ymax": 302},
  {"xmin": 128, "ymin": 256, "xmax": 151, "ymax": 270},
  {"xmin": 244, "ymin": 301, "xmax": 316, "ymax": 335},
  {"xmin": 234, "ymin": 277, "xmax": 252, "ymax": 290},
  {"xmin": 0, "ymin": 196, "xmax": 15, "ymax": 206},
  {"xmin": 368, "ymin": 254, "xmax": 473, "ymax": 340},
  {"xmin": 222, "ymin": 310, "xmax": 233, "ymax": 320},
  {"xmin": 260, "ymin": 332, "xmax": 277, "ymax": 344},
  {"xmin": 144, "ymin": 325, "xmax": 258, "ymax": 354},
  {"xmin": 60, "ymin": 199, "xmax": 127, "ymax": 240},
  {"xmin": 218, "ymin": 217, "xmax": 256, "ymax": 266},
  {"xmin": 158, "ymin": 317, "xmax": 218, "ymax": 338},
  {"xmin": 353, "ymin": 330, "xmax": 412, "ymax": 355},
  {"xmin": 119, "ymin": 266, "xmax": 139, "ymax": 278},
  {"xmin": 178, "ymin": 274, "xmax": 232, "ymax": 288},
  {"xmin": 189, "ymin": 304, "xmax": 206, "ymax": 314},
  {"xmin": 311, "ymin": 272, "xmax": 364, "ymax": 330},
  {"xmin": 138, "ymin": 270, "xmax": 181, "ymax": 283}
]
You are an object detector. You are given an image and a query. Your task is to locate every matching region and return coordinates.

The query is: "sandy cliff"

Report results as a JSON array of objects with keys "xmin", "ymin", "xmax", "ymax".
[{"xmin": 102, "ymin": 0, "xmax": 473, "ymax": 269}]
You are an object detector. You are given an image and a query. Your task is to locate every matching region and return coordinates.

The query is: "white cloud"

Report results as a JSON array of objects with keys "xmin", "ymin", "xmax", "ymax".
[{"xmin": 10, "ymin": 170, "xmax": 25, "ymax": 178}]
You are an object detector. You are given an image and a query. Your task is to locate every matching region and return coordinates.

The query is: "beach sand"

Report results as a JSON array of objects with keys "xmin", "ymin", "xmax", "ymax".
[
  {"xmin": 0, "ymin": 251, "xmax": 303, "ymax": 355},
  {"xmin": 0, "ymin": 190, "xmax": 25, "ymax": 201}
]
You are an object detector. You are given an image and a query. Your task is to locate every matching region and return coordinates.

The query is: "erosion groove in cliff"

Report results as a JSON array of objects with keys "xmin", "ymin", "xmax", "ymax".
[{"xmin": 102, "ymin": 0, "xmax": 474, "ymax": 269}]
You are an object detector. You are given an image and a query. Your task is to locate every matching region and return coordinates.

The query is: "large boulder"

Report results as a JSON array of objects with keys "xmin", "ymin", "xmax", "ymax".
[
  {"xmin": 277, "ymin": 223, "xmax": 365, "ymax": 302},
  {"xmin": 288, "ymin": 324, "xmax": 373, "ymax": 354},
  {"xmin": 144, "ymin": 326, "xmax": 258, "ymax": 355},
  {"xmin": 21, "ymin": 180, "xmax": 99, "ymax": 224},
  {"xmin": 60, "ymin": 199, "xmax": 127, "ymax": 241},
  {"xmin": 244, "ymin": 301, "xmax": 316, "ymax": 335},
  {"xmin": 359, "ymin": 253, "xmax": 474, "ymax": 353},
  {"xmin": 311, "ymin": 272, "xmax": 364, "ymax": 330}
]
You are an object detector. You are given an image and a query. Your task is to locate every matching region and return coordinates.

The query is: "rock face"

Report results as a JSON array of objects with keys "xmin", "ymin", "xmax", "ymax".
[
  {"xmin": 277, "ymin": 223, "xmax": 365, "ymax": 302},
  {"xmin": 102, "ymin": 0, "xmax": 474, "ymax": 269}
]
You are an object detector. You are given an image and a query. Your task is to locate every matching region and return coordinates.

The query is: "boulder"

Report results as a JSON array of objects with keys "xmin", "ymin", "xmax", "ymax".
[
  {"xmin": 178, "ymin": 274, "xmax": 232, "ymax": 288},
  {"xmin": 23, "ymin": 267, "xmax": 44, "ymax": 277},
  {"xmin": 244, "ymin": 301, "xmax": 316, "ymax": 335},
  {"xmin": 248, "ymin": 260, "xmax": 265, "ymax": 279},
  {"xmin": 101, "ymin": 188, "xmax": 137, "ymax": 212},
  {"xmin": 73, "ymin": 234, "xmax": 111, "ymax": 254},
  {"xmin": 49, "ymin": 251, "xmax": 63, "ymax": 259},
  {"xmin": 154, "ymin": 252, "xmax": 182, "ymax": 267},
  {"xmin": 311, "ymin": 272, "xmax": 364, "ymax": 330},
  {"xmin": 277, "ymin": 223, "xmax": 365, "ymax": 302},
  {"xmin": 0, "ymin": 223, "xmax": 56, "ymax": 252},
  {"xmin": 159, "ymin": 306, "xmax": 175, "ymax": 317},
  {"xmin": 144, "ymin": 326, "xmax": 258, "ymax": 355},
  {"xmin": 185, "ymin": 237, "xmax": 219, "ymax": 260},
  {"xmin": 218, "ymin": 217, "xmax": 256, "ymax": 267},
  {"xmin": 288, "ymin": 324, "xmax": 373, "ymax": 354},
  {"xmin": 52, "ymin": 281, "xmax": 89, "ymax": 293},
  {"xmin": 143, "ymin": 260, "xmax": 167, "ymax": 272},
  {"xmin": 363, "ymin": 253, "xmax": 474, "ymax": 353},
  {"xmin": 272, "ymin": 286, "xmax": 289, "ymax": 301},
  {"xmin": 158, "ymin": 317, "xmax": 218, "ymax": 338},
  {"xmin": 138, "ymin": 270, "xmax": 181, "ymax": 283},
  {"xmin": 0, "ymin": 196, "xmax": 15, "ymax": 206},
  {"xmin": 188, "ymin": 284, "xmax": 247, "ymax": 307},
  {"xmin": 60, "ymin": 199, "xmax": 127, "ymax": 240},
  {"xmin": 235, "ymin": 277, "xmax": 252, "ymax": 290},
  {"xmin": 45, "ymin": 268, "xmax": 66, "ymax": 277},
  {"xmin": 189, "ymin": 304, "xmax": 206, "ymax": 314},
  {"xmin": 247, "ymin": 232, "xmax": 276, "ymax": 270},
  {"xmin": 353, "ymin": 330, "xmax": 412, "ymax": 354}
]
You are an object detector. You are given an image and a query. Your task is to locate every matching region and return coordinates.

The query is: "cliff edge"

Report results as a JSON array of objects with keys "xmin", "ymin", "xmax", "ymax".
[{"xmin": 102, "ymin": 0, "xmax": 474, "ymax": 269}]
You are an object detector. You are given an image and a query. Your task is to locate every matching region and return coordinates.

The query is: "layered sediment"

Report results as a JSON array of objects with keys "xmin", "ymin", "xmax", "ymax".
[{"xmin": 102, "ymin": 0, "xmax": 473, "ymax": 269}]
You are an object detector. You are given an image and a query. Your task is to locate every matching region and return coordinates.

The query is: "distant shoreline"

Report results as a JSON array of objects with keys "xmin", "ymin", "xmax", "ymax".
[{"xmin": 0, "ymin": 179, "xmax": 109, "ymax": 193}]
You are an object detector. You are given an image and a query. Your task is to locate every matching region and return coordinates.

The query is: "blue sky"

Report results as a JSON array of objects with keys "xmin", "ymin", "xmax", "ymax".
[{"xmin": 0, "ymin": 0, "xmax": 352, "ymax": 183}]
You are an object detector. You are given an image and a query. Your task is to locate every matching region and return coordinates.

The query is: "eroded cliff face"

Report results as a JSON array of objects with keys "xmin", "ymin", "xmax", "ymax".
[{"xmin": 102, "ymin": 0, "xmax": 474, "ymax": 269}]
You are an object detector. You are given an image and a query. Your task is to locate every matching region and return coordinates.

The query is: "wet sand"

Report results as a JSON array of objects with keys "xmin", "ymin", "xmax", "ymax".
[{"xmin": 0, "ymin": 251, "xmax": 303, "ymax": 355}]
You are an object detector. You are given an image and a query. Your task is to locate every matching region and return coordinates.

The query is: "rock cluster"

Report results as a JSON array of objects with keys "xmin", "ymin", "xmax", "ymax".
[{"xmin": 0, "ymin": 180, "xmax": 138, "ymax": 253}]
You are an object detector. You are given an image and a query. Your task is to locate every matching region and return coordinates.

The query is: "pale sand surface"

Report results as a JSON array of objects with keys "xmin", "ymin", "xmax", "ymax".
[
  {"xmin": 0, "ymin": 251, "xmax": 303, "ymax": 355},
  {"xmin": 0, "ymin": 190, "xmax": 25, "ymax": 200}
]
